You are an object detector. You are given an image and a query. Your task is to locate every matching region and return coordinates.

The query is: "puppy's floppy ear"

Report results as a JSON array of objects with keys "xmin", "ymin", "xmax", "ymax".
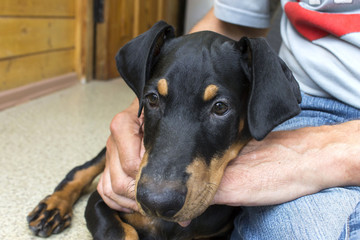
[
  {"xmin": 115, "ymin": 21, "xmax": 175, "ymax": 116},
  {"xmin": 239, "ymin": 37, "xmax": 302, "ymax": 140}
]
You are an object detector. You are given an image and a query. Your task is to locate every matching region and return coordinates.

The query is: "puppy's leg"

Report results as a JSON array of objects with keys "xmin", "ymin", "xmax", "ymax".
[
  {"xmin": 27, "ymin": 148, "xmax": 106, "ymax": 237},
  {"xmin": 85, "ymin": 190, "xmax": 139, "ymax": 240}
]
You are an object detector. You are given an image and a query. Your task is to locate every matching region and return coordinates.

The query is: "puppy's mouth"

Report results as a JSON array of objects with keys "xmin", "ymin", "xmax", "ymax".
[
  {"xmin": 171, "ymin": 159, "xmax": 225, "ymax": 222},
  {"xmin": 136, "ymin": 141, "xmax": 246, "ymax": 222},
  {"xmin": 135, "ymin": 158, "xmax": 223, "ymax": 222}
]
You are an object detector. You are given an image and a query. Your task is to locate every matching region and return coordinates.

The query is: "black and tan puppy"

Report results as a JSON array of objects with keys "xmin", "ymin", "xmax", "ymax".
[{"xmin": 27, "ymin": 21, "xmax": 301, "ymax": 239}]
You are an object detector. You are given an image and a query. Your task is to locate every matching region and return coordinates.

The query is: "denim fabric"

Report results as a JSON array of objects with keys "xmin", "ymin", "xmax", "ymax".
[
  {"xmin": 231, "ymin": 93, "xmax": 360, "ymax": 240},
  {"xmin": 275, "ymin": 93, "xmax": 360, "ymax": 131},
  {"xmin": 339, "ymin": 202, "xmax": 360, "ymax": 240}
]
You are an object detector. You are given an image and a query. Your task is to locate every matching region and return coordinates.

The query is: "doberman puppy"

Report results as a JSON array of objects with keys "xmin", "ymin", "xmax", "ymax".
[{"xmin": 27, "ymin": 21, "xmax": 301, "ymax": 239}]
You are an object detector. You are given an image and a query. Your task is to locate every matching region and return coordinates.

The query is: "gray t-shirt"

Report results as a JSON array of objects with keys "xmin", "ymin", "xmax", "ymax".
[{"xmin": 215, "ymin": 0, "xmax": 360, "ymax": 109}]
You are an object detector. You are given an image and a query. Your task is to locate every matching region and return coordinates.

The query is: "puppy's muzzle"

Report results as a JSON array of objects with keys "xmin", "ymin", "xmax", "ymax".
[{"xmin": 137, "ymin": 176, "xmax": 187, "ymax": 219}]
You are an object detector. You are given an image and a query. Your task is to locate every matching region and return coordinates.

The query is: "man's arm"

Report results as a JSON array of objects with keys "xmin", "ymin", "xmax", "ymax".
[
  {"xmin": 213, "ymin": 120, "xmax": 360, "ymax": 206},
  {"xmin": 189, "ymin": 8, "xmax": 269, "ymax": 39}
]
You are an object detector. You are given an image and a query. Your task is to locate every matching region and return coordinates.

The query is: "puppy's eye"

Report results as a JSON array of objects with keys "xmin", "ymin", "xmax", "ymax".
[
  {"xmin": 146, "ymin": 93, "xmax": 159, "ymax": 107},
  {"xmin": 212, "ymin": 102, "xmax": 228, "ymax": 115}
]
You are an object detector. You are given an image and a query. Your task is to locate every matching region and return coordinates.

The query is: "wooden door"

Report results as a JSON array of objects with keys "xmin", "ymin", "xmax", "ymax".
[{"xmin": 94, "ymin": 0, "xmax": 184, "ymax": 80}]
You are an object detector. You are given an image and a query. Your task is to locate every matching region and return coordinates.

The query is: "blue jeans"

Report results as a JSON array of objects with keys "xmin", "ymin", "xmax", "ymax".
[{"xmin": 231, "ymin": 93, "xmax": 360, "ymax": 240}]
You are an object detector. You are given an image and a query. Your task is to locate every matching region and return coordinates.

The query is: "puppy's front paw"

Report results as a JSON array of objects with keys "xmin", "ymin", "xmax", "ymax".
[{"xmin": 27, "ymin": 195, "xmax": 72, "ymax": 237}]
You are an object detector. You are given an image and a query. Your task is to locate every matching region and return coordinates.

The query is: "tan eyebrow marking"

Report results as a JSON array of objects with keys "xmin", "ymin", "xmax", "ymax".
[
  {"xmin": 157, "ymin": 78, "xmax": 168, "ymax": 96},
  {"xmin": 203, "ymin": 84, "xmax": 219, "ymax": 101}
]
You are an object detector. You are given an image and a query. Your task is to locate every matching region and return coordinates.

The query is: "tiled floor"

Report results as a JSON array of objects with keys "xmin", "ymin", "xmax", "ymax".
[{"xmin": 0, "ymin": 79, "xmax": 134, "ymax": 239}]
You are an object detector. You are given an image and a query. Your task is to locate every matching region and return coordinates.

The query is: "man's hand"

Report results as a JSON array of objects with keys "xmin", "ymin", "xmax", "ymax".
[
  {"xmin": 213, "ymin": 121, "xmax": 360, "ymax": 206},
  {"xmin": 97, "ymin": 99, "xmax": 145, "ymax": 213}
]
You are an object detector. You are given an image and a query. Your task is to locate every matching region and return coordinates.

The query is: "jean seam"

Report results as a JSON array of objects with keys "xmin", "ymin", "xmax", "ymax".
[{"xmin": 346, "ymin": 214, "xmax": 351, "ymax": 240}]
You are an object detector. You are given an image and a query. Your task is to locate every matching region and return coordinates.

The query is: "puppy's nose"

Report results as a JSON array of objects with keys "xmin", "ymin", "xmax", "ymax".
[{"xmin": 137, "ymin": 181, "xmax": 187, "ymax": 218}]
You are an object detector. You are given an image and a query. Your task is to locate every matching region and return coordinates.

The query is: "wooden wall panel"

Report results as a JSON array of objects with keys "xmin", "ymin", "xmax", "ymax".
[
  {"xmin": 0, "ymin": 0, "xmax": 80, "ymax": 93},
  {"xmin": 0, "ymin": 0, "xmax": 75, "ymax": 17},
  {"xmin": 0, "ymin": 50, "xmax": 75, "ymax": 91},
  {"xmin": 0, "ymin": 18, "xmax": 75, "ymax": 59}
]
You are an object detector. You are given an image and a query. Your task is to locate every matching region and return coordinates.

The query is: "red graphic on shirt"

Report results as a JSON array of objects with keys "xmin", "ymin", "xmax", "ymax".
[{"xmin": 284, "ymin": 2, "xmax": 360, "ymax": 41}]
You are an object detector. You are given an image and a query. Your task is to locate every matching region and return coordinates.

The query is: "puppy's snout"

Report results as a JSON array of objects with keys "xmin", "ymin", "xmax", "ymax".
[{"xmin": 137, "ymin": 178, "xmax": 187, "ymax": 218}]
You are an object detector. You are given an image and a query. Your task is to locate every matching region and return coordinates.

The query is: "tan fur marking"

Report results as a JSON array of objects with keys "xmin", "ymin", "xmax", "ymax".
[
  {"xmin": 239, "ymin": 118, "xmax": 245, "ymax": 133},
  {"xmin": 157, "ymin": 78, "xmax": 168, "ymax": 96},
  {"xmin": 173, "ymin": 141, "xmax": 247, "ymax": 221},
  {"xmin": 135, "ymin": 151, "xmax": 149, "ymax": 214},
  {"xmin": 116, "ymin": 214, "xmax": 139, "ymax": 240},
  {"xmin": 122, "ymin": 212, "xmax": 158, "ymax": 236},
  {"xmin": 60, "ymin": 158, "xmax": 105, "ymax": 202},
  {"xmin": 47, "ymin": 157, "xmax": 106, "ymax": 215},
  {"xmin": 203, "ymin": 84, "xmax": 219, "ymax": 101}
]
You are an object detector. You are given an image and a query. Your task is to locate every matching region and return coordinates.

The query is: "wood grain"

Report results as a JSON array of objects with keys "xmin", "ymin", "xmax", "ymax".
[
  {"xmin": 0, "ymin": 0, "xmax": 75, "ymax": 17},
  {"xmin": 0, "ymin": 49, "xmax": 74, "ymax": 91},
  {"xmin": 0, "ymin": 18, "xmax": 75, "ymax": 59}
]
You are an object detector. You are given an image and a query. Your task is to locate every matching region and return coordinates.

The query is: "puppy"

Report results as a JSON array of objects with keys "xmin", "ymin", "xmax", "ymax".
[{"xmin": 27, "ymin": 21, "xmax": 301, "ymax": 239}]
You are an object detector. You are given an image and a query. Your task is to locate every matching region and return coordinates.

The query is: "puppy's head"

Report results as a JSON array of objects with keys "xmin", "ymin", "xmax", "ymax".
[{"xmin": 116, "ymin": 21, "xmax": 301, "ymax": 222}]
